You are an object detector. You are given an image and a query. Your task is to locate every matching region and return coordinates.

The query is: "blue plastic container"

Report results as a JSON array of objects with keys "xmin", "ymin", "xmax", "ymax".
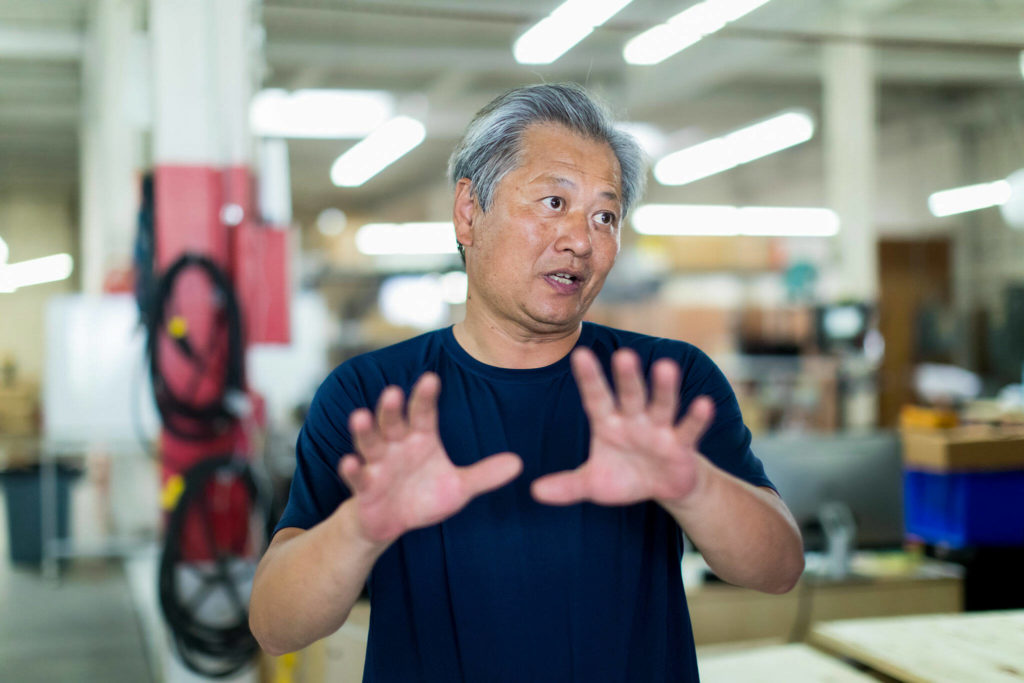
[{"xmin": 904, "ymin": 469, "xmax": 1024, "ymax": 548}]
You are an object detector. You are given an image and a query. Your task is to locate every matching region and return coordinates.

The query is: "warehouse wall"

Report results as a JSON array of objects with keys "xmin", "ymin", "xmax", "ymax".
[{"xmin": 0, "ymin": 187, "xmax": 79, "ymax": 382}]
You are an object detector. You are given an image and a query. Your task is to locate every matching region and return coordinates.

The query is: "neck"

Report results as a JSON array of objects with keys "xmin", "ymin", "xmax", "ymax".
[{"xmin": 453, "ymin": 308, "xmax": 582, "ymax": 369}]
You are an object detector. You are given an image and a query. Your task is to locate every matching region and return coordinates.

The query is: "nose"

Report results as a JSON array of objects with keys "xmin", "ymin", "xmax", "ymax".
[{"xmin": 554, "ymin": 210, "xmax": 592, "ymax": 257}]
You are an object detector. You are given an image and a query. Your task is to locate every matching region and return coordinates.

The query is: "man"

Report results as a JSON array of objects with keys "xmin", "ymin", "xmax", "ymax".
[{"xmin": 250, "ymin": 83, "xmax": 804, "ymax": 681}]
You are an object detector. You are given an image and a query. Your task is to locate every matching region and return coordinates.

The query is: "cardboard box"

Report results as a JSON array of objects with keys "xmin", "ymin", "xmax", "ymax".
[
  {"xmin": 0, "ymin": 382, "xmax": 39, "ymax": 436},
  {"xmin": 900, "ymin": 426, "xmax": 1024, "ymax": 472}
]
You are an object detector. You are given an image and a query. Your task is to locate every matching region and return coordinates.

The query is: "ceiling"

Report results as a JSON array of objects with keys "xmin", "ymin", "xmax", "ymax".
[{"xmin": 1, "ymin": 0, "xmax": 1023, "ymax": 225}]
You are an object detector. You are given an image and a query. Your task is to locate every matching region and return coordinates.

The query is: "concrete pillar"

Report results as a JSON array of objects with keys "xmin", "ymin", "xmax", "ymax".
[
  {"xmin": 79, "ymin": 0, "xmax": 143, "ymax": 295},
  {"xmin": 823, "ymin": 37, "xmax": 878, "ymax": 303},
  {"xmin": 148, "ymin": 3, "xmax": 262, "ymax": 680}
]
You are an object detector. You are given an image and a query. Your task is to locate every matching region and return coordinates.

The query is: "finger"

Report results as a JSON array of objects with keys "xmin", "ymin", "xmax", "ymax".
[
  {"xmin": 649, "ymin": 358, "xmax": 681, "ymax": 426},
  {"xmin": 407, "ymin": 372, "xmax": 440, "ymax": 434},
  {"xmin": 571, "ymin": 348, "xmax": 615, "ymax": 419},
  {"xmin": 338, "ymin": 454, "xmax": 367, "ymax": 493},
  {"xmin": 349, "ymin": 408, "xmax": 382, "ymax": 458},
  {"xmin": 376, "ymin": 385, "xmax": 408, "ymax": 441},
  {"xmin": 611, "ymin": 349, "xmax": 646, "ymax": 416},
  {"xmin": 675, "ymin": 395, "xmax": 716, "ymax": 448},
  {"xmin": 531, "ymin": 468, "xmax": 589, "ymax": 506},
  {"xmin": 459, "ymin": 452, "xmax": 522, "ymax": 498}
]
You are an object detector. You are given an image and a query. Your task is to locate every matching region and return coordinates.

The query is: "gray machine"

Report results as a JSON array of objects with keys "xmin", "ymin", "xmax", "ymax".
[{"xmin": 752, "ymin": 430, "xmax": 905, "ymax": 555}]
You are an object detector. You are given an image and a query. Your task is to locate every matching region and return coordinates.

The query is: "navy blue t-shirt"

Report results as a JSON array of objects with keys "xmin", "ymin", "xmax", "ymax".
[{"xmin": 276, "ymin": 322, "xmax": 774, "ymax": 682}]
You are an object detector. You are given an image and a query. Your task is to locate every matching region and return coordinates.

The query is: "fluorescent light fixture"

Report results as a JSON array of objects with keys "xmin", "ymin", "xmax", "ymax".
[
  {"xmin": 654, "ymin": 110, "xmax": 813, "ymax": 186},
  {"xmin": 632, "ymin": 204, "xmax": 839, "ymax": 237},
  {"xmin": 624, "ymin": 0, "xmax": 772, "ymax": 65},
  {"xmin": 355, "ymin": 222, "xmax": 459, "ymax": 255},
  {"xmin": 927, "ymin": 180, "xmax": 1011, "ymax": 217},
  {"xmin": 514, "ymin": 0, "xmax": 634, "ymax": 65},
  {"xmin": 0, "ymin": 253, "xmax": 74, "ymax": 292},
  {"xmin": 615, "ymin": 121, "xmax": 666, "ymax": 157},
  {"xmin": 250, "ymin": 89, "xmax": 394, "ymax": 139},
  {"xmin": 330, "ymin": 116, "xmax": 426, "ymax": 187},
  {"xmin": 379, "ymin": 275, "xmax": 449, "ymax": 330}
]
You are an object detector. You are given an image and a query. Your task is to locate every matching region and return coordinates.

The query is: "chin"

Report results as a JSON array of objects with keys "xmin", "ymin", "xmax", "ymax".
[{"xmin": 526, "ymin": 310, "xmax": 585, "ymax": 331}]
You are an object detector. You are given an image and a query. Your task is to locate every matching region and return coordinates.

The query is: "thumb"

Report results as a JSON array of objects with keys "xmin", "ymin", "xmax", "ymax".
[
  {"xmin": 531, "ymin": 468, "xmax": 588, "ymax": 506},
  {"xmin": 459, "ymin": 452, "xmax": 523, "ymax": 498}
]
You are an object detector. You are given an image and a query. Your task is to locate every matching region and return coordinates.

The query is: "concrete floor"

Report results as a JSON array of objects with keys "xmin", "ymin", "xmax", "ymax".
[{"xmin": 0, "ymin": 490, "xmax": 154, "ymax": 682}]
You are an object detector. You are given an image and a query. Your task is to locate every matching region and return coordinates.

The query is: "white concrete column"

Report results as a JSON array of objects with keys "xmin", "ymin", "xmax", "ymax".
[
  {"xmin": 213, "ymin": 0, "xmax": 257, "ymax": 168},
  {"xmin": 150, "ymin": 0, "xmax": 220, "ymax": 165},
  {"xmin": 150, "ymin": 0, "xmax": 256, "ymax": 167},
  {"xmin": 79, "ymin": 0, "xmax": 143, "ymax": 295},
  {"xmin": 824, "ymin": 38, "xmax": 878, "ymax": 303}
]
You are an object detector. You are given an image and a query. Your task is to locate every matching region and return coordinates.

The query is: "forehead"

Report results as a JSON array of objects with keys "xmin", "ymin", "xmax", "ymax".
[{"xmin": 512, "ymin": 123, "xmax": 622, "ymax": 193}]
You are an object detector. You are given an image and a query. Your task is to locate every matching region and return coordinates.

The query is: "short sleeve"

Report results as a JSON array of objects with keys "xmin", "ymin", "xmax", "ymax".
[
  {"xmin": 677, "ymin": 347, "xmax": 775, "ymax": 491},
  {"xmin": 273, "ymin": 367, "xmax": 360, "ymax": 534}
]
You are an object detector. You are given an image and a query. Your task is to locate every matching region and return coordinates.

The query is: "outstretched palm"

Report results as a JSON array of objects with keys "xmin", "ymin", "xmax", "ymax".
[
  {"xmin": 532, "ymin": 347, "xmax": 715, "ymax": 507},
  {"xmin": 339, "ymin": 373, "xmax": 521, "ymax": 544}
]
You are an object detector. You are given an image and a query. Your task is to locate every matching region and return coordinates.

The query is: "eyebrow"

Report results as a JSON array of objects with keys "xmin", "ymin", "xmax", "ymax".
[{"xmin": 536, "ymin": 174, "xmax": 620, "ymax": 204}]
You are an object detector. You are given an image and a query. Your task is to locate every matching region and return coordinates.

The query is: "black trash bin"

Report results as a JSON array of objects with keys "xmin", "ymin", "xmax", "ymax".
[{"xmin": 0, "ymin": 465, "xmax": 81, "ymax": 565}]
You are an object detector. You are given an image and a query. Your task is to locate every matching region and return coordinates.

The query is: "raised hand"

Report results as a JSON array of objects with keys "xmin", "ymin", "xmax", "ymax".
[
  {"xmin": 531, "ymin": 347, "xmax": 715, "ymax": 507},
  {"xmin": 338, "ymin": 373, "xmax": 522, "ymax": 544}
]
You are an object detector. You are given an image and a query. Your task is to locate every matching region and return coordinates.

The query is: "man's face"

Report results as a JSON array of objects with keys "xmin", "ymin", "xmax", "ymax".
[{"xmin": 456, "ymin": 123, "xmax": 623, "ymax": 335}]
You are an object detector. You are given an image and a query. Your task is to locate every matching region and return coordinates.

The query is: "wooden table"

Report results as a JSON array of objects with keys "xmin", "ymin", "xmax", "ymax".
[
  {"xmin": 699, "ymin": 643, "xmax": 876, "ymax": 682},
  {"xmin": 810, "ymin": 610, "xmax": 1024, "ymax": 682},
  {"xmin": 685, "ymin": 552, "xmax": 964, "ymax": 645}
]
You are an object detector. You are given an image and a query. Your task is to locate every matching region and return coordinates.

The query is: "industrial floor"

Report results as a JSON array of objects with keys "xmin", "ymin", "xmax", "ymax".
[{"xmin": 0, "ymin": 492, "xmax": 154, "ymax": 682}]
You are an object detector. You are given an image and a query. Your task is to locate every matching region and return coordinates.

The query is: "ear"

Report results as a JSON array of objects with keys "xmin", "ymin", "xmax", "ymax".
[{"xmin": 453, "ymin": 178, "xmax": 477, "ymax": 249}]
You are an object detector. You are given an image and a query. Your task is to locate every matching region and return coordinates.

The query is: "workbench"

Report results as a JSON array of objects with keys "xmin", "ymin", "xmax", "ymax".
[
  {"xmin": 686, "ymin": 552, "xmax": 964, "ymax": 644},
  {"xmin": 699, "ymin": 643, "xmax": 876, "ymax": 682},
  {"xmin": 810, "ymin": 610, "xmax": 1024, "ymax": 682}
]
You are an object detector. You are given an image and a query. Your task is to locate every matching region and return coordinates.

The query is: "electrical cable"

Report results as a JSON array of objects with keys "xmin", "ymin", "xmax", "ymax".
[
  {"xmin": 159, "ymin": 455, "xmax": 271, "ymax": 678},
  {"xmin": 133, "ymin": 173, "xmax": 156, "ymax": 329},
  {"xmin": 147, "ymin": 253, "xmax": 247, "ymax": 440}
]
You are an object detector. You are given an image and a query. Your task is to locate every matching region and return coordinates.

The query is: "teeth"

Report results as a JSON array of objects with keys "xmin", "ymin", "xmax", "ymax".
[{"xmin": 550, "ymin": 274, "xmax": 573, "ymax": 285}]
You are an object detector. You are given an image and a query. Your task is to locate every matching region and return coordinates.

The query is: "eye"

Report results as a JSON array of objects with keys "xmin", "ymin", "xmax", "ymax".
[
  {"xmin": 595, "ymin": 211, "xmax": 617, "ymax": 227},
  {"xmin": 542, "ymin": 196, "xmax": 565, "ymax": 211}
]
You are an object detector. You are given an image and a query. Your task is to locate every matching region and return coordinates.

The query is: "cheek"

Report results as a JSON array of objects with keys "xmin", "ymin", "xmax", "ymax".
[{"xmin": 595, "ymin": 232, "xmax": 620, "ymax": 262}]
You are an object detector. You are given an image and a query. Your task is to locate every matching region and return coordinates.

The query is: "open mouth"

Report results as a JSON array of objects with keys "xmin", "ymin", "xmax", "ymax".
[
  {"xmin": 544, "ymin": 270, "xmax": 585, "ymax": 292},
  {"xmin": 548, "ymin": 272, "xmax": 578, "ymax": 285}
]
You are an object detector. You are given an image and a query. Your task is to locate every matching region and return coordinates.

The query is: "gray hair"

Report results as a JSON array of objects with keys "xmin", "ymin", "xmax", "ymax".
[{"xmin": 448, "ymin": 83, "xmax": 647, "ymax": 258}]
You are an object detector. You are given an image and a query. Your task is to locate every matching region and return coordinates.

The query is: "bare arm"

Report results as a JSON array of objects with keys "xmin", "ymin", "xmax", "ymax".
[
  {"xmin": 662, "ymin": 466, "xmax": 803, "ymax": 594},
  {"xmin": 249, "ymin": 502, "xmax": 387, "ymax": 655},
  {"xmin": 249, "ymin": 373, "xmax": 522, "ymax": 655},
  {"xmin": 532, "ymin": 348, "xmax": 803, "ymax": 594}
]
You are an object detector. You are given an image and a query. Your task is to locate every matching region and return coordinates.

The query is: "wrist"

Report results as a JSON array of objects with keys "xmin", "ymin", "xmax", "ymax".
[
  {"xmin": 657, "ymin": 454, "xmax": 717, "ymax": 517},
  {"xmin": 330, "ymin": 498, "xmax": 392, "ymax": 562}
]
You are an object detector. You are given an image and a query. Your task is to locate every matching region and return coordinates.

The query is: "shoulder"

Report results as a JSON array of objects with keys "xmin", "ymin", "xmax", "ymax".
[
  {"xmin": 583, "ymin": 322, "xmax": 707, "ymax": 371},
  {"xmin": 319, "ymin": 328, "xmax": 448, "ymax": 403}
]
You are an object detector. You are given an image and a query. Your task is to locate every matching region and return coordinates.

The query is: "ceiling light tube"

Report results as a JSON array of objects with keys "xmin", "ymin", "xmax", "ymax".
[
  {"xmin": 632, "ymin": 204, "xmax": 838, "ymax": 237},
  {"xmin": 654, "ymin": 110, "xmax": 813, "ymax": 186},
  {"xmin": 355, "ymin": 222, "xmax": 459, "ymax": 255},
  {"xmin": 330, "ymin": 116, "xmax": 426, "ymax": 187},
  {"xmin": 0, "ymin": 253, "xmax": 74, "ymax": 292},
  {"xmin": 623, "ymin": 0, "xmax": 772, "ymax": 65},
  {"xmin": 514, "ymin": 0, "xmax": 634, "ymax": 65},
  {"xmin": 251, "ymin": 89, "xmax": 394, "ymax": 139},
  {"xmin": 927, "ymin": 180, "xmax": 1012, "ymax": 217}
]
